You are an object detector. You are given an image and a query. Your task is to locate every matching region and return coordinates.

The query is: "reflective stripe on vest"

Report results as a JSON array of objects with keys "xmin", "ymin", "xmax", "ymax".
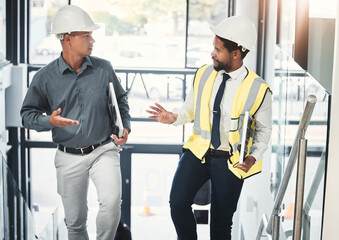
[{"xmin": 183, "ymin": 65, "xmax": 217, "ymax": 160}]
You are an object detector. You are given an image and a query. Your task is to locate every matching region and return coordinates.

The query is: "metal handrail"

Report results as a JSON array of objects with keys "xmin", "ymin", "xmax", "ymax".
[
  {"xmin": 266, "ymin": 95, "xmax": 317, "ymax": 235},
  {"xmin": 292, "ymin": 137, "xmax": 308, "ymax": 239}
]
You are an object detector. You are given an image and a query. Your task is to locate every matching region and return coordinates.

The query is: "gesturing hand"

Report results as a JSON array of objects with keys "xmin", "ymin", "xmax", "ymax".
[
  {"xmin": 49, "ymin": 108, "xmax": 80, "ymax": 127},
  {"xmin": 146, "ymin": 103, "xmax": 178, "ymax": 124}
]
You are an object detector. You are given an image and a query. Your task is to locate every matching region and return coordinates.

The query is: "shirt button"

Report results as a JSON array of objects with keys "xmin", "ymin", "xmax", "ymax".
[{"xmin": 81, "ymin": 104, "xmax": 84, "ymax": 108}]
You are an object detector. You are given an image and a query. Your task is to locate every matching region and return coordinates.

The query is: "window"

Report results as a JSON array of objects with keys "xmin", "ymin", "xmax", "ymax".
[
  {"xmin": 0, "ymin": 0, "xmax": 5, "ymax": 62},
  {"xmin": 30, "ymin": 0, "xmax": 228, "ymax": 68}
]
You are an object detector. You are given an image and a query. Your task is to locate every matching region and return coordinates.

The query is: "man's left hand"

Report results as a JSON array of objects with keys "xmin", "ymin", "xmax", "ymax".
[
  {"xmin": 112, "ymin": 128, "xmax": 129, "ymax": 146},
  {"xmin": 237, "ymin": 156, "xmax": 256, "ymax": 173}
]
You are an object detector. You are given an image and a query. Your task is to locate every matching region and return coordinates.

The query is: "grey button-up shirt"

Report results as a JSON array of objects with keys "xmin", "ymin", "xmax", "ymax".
[{"xmin": 21, "ymin": 55, "xmax": 131, "ymax": 148}]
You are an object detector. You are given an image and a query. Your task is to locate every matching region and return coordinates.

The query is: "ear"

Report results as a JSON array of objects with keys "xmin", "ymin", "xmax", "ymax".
[
  {"xmin": 63, "ymin": 34, "xmax": 72, "ymax": 47},
  {"xmin": 232, "ymin": 49, "xmax": 241, "ymax": 60}
]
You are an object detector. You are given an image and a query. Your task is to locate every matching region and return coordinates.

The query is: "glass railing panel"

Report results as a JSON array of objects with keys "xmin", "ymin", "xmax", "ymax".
[
  {"xmin": 272, "ymin": 47, "xmax": 295, "ymax": 197},
  {"xmin": 26, "ymin": 204, "xmax": 36, "ymax": 239},
  {"xmin": 30, "ymin": 148, "xmax": 62, "ymax": 236},
  {"xmin": 272, "ymin": 46, "xmax": 329, "ymax": 239},
  {"xmin": 1, "ymin": 151, "xmax": 36, "ymax": 239},
  {"xmin": 37, "ymin": 206, "xmax": 67, "ymax": 240},
  {"xmin": 37, "ymin": 214, "xmax": 53, "ymax": 240},
  {"xmin": 0, "ymin": 153, "xmax": 5, "ymax": 239},
  {"xmin": 301, "ymin": 72, "xmax": 328, "ymax": 239}
]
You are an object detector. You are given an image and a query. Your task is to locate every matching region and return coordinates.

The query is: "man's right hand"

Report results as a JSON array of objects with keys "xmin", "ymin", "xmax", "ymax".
[
  {"xmin": 146, "ymin": 103, "xmax": 178, "ymax": 124},
  {"xmin": 49, "ymin": 108, "xmax": 80, "ymax": 127}
]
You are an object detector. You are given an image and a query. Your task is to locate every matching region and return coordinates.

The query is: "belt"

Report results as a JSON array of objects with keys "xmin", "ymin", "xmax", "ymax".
[
  {"xmin": 58, "ymin": 137, "xmax": 112, "ymax": 155},
  {"xmin": 208, "ymin": 148, "xmax": 230, "ymax": 158}
]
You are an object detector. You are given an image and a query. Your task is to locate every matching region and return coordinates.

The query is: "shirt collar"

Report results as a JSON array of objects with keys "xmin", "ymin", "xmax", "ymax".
[
  {"xmin": 58, "ymin": 53, "xmax": 93, "ymax": 74},
  {"xmin": 217, "ymin": 64, "xmax": 246, "ymax": 81}
]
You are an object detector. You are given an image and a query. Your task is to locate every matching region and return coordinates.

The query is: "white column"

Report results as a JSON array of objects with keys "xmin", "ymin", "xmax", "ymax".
[{"xmin": 322, "ymin": 2, "xmax": 339, "ymax": 239}]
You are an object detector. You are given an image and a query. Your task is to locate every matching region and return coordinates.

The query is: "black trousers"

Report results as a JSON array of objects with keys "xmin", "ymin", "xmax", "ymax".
[{"xmin": 169, "ymin": 150, "xmax": 243, "ymax": 240}]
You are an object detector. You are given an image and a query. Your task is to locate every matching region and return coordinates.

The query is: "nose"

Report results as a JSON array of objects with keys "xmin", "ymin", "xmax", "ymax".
[
  {"xmin": 90, "ymin": 36, "xmax": 95, "ymax": 44},
  {"xmin": 211, "ymin": 49, "xmax": 216, "ymax": 58}
]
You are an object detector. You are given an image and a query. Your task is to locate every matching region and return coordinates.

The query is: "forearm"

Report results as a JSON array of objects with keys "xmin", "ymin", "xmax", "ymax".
[
  {"xmin": 250, "ymin": 136, "xmax": 270, "ymax": 161},
  {"xmin": 250, "ymin": 92, "xmax": 272, "ymax": 160},
  {"xmin": 21, "ymin": 111, "xmax": 53, "ymax": 132},
  {"xmin": 171, "ymin": 88, "xmax": 194, "ymax": 126},
  {"xmin": 171, "ymin": 108, "xmax": 192, "ymax": 126},
  {"xmin": 118, "ymin": 92, "xmax": 131, "ymax": 131},
  {"xmin": 20, "ymin": 87, "xmax": 53, "ymax": 131}
]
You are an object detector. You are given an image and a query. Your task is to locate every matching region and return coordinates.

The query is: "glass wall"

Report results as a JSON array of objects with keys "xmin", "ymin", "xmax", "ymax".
[
  {"xmin": 29, "ymin": 0, "xmax": 66, "ymax": 64},
  {"xmin": 29, "ymin": 0, "xmax": 227, "ymax": 68},
  {"xmin": 276, "ymin": 0, "xmax": 296, "ymax": 57},
  {"xmin": 271, "ymin": 46, "xmax": 329, "ymax": 239},
  {"xmin": 186, "ymin": 0, "xmax": 227, "ymax": 67}
]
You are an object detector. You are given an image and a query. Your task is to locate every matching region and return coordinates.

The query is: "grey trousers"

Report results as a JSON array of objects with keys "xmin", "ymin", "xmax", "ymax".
[{"xmin": 54, "ymin": 142, "xmax": 122, "ymax": 240}]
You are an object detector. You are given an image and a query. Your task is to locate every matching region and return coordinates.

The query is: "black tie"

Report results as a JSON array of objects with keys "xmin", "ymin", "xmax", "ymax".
[{"xmin": 211, "ymin": 73, "xmax": 230, "ymax": 149}]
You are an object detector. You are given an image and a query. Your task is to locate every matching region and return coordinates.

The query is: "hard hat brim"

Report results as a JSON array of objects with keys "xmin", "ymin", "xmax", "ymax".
[{"xmin": 51, "ymin": 23, "xmax": 100, "ymax": 35}]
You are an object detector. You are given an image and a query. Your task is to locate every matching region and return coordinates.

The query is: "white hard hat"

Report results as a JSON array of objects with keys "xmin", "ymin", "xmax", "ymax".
[
  {"xmin": 51, "ymin": 5, "xmax": 100, "ymax": 36},
  {"xmin": 210, "ymin": 16, "xmax": 257, "ymax": 51}
]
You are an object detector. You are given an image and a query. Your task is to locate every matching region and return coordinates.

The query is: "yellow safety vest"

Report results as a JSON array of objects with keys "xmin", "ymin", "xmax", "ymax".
[{"xmin": 183, "ymin": 65, "xmax": 271, "ymax": 179}]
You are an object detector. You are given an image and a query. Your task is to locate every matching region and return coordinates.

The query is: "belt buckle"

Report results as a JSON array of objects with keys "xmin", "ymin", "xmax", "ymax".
[
  {"xmin": 80, "ymin": 145, "xmax": 95, "ymax": 155},
  {"xmin": 77, "ymin": 146, "xmax": 89, "ymax": 155}
]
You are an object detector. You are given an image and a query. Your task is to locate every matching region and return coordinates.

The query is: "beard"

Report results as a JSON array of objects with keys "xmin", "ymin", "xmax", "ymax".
[{"xmin": 212, "ymin": 57, "xmax": 232, "ymax": 72}]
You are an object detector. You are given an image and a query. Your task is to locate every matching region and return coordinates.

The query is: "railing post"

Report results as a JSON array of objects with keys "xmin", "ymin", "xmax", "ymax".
[
  {"xmin": 272, "ymin": 214, "xmax": 280, "ymax": 240},
  {"xmin": 292, "ymin": 137, "xmax": 308, "ymax": 240},
  {"xmin": 120, "ymin": 146, "xmax": 133, "ymax": 227}
]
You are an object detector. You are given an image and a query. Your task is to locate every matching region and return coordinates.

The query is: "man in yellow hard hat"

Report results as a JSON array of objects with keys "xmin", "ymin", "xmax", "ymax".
[
  {"xmin": 147, "ymin": 15, "xmax": 272, "ymax": 239},
  {"xmin": 21, "ymin": 5, "xmax": 131, "ymax": 240}
]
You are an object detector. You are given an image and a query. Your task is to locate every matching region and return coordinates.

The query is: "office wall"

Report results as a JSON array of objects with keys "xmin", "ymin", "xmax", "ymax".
[
  {"xmin": 322, "ymin": 2, "xmax": 339, "ymax": 239},
  {"xmin": 0, "ymin": 64, "xmax": 11, "ymax": 155}
]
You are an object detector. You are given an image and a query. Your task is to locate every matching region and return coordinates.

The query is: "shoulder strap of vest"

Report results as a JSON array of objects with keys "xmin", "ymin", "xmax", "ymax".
[
  {"xmin": 231, "ymin": 68, "xmax": 270, "ymax": 118},
  {"xmin": 246, "ymin": 68, "xmax": 271, "ymax": 116},
  {"xmin": 193, "ymin": 64, "xmax": 213, "ymax": 86}
]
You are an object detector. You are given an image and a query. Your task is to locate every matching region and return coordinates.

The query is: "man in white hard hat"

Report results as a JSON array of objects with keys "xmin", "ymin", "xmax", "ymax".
[
  {"xmin": 147, "ymin": 16, "xmax": 272, "ymax": 239},
  {"xmin": 21, "ymin": 5, "xmax": 131, "ymax": 240}
]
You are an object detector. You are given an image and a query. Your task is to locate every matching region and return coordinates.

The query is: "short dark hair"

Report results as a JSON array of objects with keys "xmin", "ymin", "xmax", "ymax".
[{"xmin": 217, "ymin": 36, "xmax": 249, "ymax": 59}]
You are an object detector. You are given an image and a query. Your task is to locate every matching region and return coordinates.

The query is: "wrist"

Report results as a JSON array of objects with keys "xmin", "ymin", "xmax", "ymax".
[
  {"xmin": 169, "ymin": 113, "xmax": 178, "ymax": 124},
  {"xmin": 123, "ymin": 128, "xmax": 130, "ymax": 135}
]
